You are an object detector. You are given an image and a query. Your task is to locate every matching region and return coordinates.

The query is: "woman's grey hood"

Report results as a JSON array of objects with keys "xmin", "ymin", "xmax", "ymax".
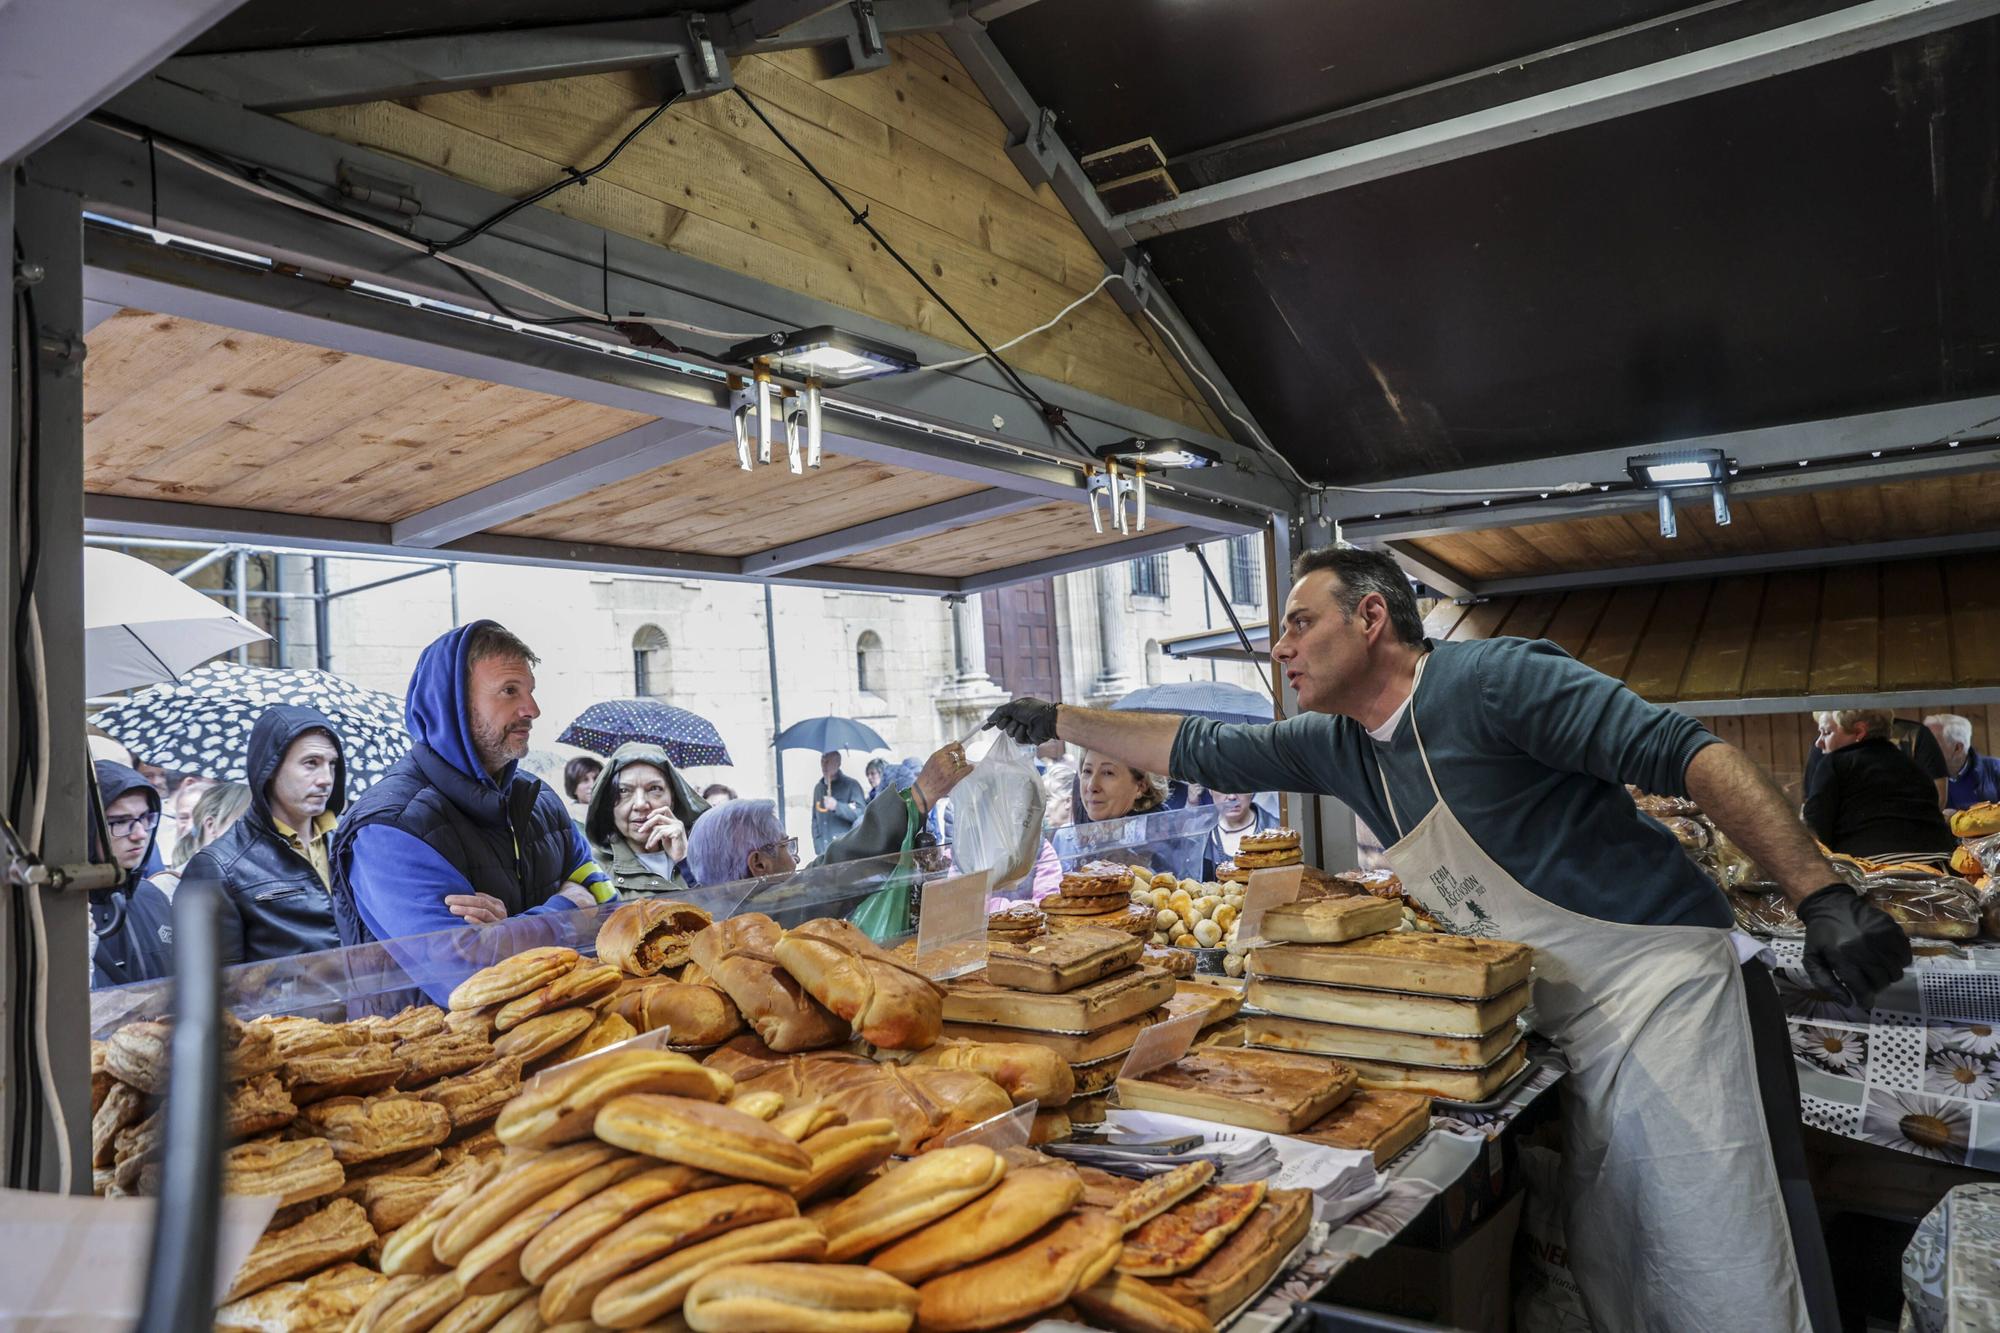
[{"xmin": 583, "ymin": 741, "xmax": 710, "ymax": 850}]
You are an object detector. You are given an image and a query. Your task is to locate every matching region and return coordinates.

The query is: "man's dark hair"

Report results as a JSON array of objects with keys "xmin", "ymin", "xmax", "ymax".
[
  {"xmin": 1290, "ymin": 547, "xmax": 1427, "ymax": 646},
  {"xmin": 465, "ymin": 621, "xmax": 540, "ymax": 671},
  {"xmin": 563, "ymin": 755, "xmax": 603, "ymax": 801},
  {"xmin": 701, "ymin": 783, "xmax": 738, "ymax": 801}
]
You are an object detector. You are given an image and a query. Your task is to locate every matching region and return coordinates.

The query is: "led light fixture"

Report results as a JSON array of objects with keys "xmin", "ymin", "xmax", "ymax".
[
  {"xmin": 1094, "ymin": 437, "xmax": 1222, "ymax": 471},
  {"xmin": 1627, "ymin": 448, "xmax": 1730, "ymax": 488},
  {"xmin": 725, "ymin": 325, "xmax": 920, "ymax": 386},
  {"xmin": 754, "ymin": 368, "xmax": 775, "ymax": 465},
  {"xmin": 732, "ymin": 403, "xmax": 754, "ymax": 471}
]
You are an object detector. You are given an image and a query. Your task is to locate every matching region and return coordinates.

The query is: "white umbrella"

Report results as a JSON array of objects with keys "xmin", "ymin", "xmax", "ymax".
[{"xmin": 84, "ymin": 548, "xmax": 269, "ymax": 696}]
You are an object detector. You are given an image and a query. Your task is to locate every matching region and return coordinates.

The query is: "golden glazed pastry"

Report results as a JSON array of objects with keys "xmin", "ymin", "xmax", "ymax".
[
  {"xmin": 377, "ymin": 1157, "xmax": 501, "ymax": 1278},
  {"xmin": 496, "ymin": 1048, "xmax": 733, "ymax": 1149},
  {"xmin": 448, "ymin": 947, "xmax": 581, "ymax": 1011},
  {"xmin": 727, "ymin": 1089, "xmax": 787, "ymax": 1120},
  {"xmin": 430, "ymin": 1286, "xmax": 534, "ymax": 1333},
  {"xmin": 350, "ymin": 1272, "xmax": 462, "ymax": 1333},
  {"xmin": 768, "ymin": 1100, "xmax": 843, "ymax": 1141},
  {"xmin": 358, "ymin": 1154, "xmax": 485, "ymax": 1233},
  {"xmin": 212, "ymin": 1261, "xmax": 387, "ymax": 1333},
  {"xmin": 224, "ymin": 1198, "xmax": 377, "ymax": 1302},
  {"xmin": 608, "ymin": 979, "xmax": 744, "ymax": 1046},
  {"xmin": 913, "ymin": 1210, "xmax": 1124, "ymax": 1332},
  {"xmin": 92, "ymin": 1079, "xmax": 143, "ymax": 1168},
  {"xmin": 105, "ymin": 1022, "xmax": 171, "ymax": 1094},
  {"xmin": 821, "ymin": 1145, "xmax": 1007, "ymax": 1261},
  {"xmin": 593, "ymin": 1094, "xmax": 812, "ymax": 1187},
  {"xmin": 686, "ymin": 914, "xmax": 849, "ymax": 1053},
  {"xmin": 518, "ymin": 1163, "xmax": 725, "ymax": 1287},
  {"xmin": 228, "ymin": 1073, "xmax": 300, "ymax": 1140},
  {"xmin": 683, "ymin": 1261, "xmax": 919, "ymax": 1333},
  {"xmin": 909, "ymin": 1039, "xmax": 1075, "ymax": 1109},
  {"xmin": 455, "ymin": 1153, "xmax": 651, "ymax": 1296},
  {"xmin": 791, "ymin": 1119, "xmax": 899, "ymax": 1203},
  {"xmin": 298, "ymin": 1093, "xmax": 452, "ymax": 1165},
  {"xmin": 494, "ymin": 963, "xmax": 624, "ymax": 1032},
  {"xmin": 223, "ymin": 1138, "xmax": 346, "ymax": 1208},
  {"xmin": 492, "ymin": 1008, "xmax": 598, "ymax": 1066},
  {"xmin": 585, "ymin": 1215, "xmax": 827, "ymax": 1329},
  {"xmin": 598, "ymin": 899, "xmax": 714, "ymax": 976},
  {"xmin": 771, "ymin": 919, "xmax": 946, "ymax": 1051},
  {"xmin": 537, "ymin": 1185, "xmax": 801, "ymax": 1326},
  {"xmin": 869, "ymin": 1164, "xmax": 1083, "ymax": 1283},
  {"xmin": 432, "ymin": 1140, "xmax": 625, "ymax": 1266}
]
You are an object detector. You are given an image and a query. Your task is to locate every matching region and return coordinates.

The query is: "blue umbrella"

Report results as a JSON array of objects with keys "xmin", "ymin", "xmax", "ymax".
[
  {"xmin": 558, "ymin": 699, "xmax": 732, "ymax": 766},
  {"xmin": 1112, "ymin": 680, "xmax": 1276, "ymax": 726},
  {"xmin": 774, "ymin": 715, "xmax": 890, "ymax": 754}
]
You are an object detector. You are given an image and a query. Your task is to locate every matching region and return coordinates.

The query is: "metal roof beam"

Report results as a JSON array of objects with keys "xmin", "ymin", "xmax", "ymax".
[
  {"xmin": 83, "ymin": 495, "xmax": 964, "ymax": 595},
  {"xmin": 1324, "ymin": 393, "xmax": 2000, "ymax": 539},
  {"xmin": 160, "ymin": 1, "xmax": 956, "ymax": 111},
  {"xmin": 0, "ymin": 0, "xmax": 253, "ymax": 165},
  {"xmin": 739, "ymin": 489, "xmax": 1047, "ymax": 576},
  {"xmin": 1116, "ymin": 0, "xmax": 2000, "ymax": 239},
  {"xmin": 1669, "ymin": 688, "xmax": 2000, "ymax": 717},
  {"xmin": 1468, "ymin": 528, "xmax": 2000, "ymax": 598},
  {"xmin": 956, "ymin": 528, "xmax": 1196, "ymax": 594},
  {"xmin": 1380, "ymin": 541, "xmax": 1477, "ymax": 600},
  {"xmin": 390, "ymin": 420, "xmax": 721, "ymax": 548}
]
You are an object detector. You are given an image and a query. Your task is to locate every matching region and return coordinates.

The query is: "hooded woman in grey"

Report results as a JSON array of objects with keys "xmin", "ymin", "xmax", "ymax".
[{"xmin": 584, "ymin": 742, "xmax": 711, "ymax": 894}]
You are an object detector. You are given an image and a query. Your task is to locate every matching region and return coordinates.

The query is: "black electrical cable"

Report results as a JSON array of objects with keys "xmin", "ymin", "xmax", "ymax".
[
  {"xmin": 426, "ymin": 93, "xmax": 683, "ymax": 255},
  {"xmin": 730, "ymin": 86, "xmax": 1100, "ymax": 463},
  {"xmin": 10, "ymin": 241, "xmax": 47, "ymax": 1189}
]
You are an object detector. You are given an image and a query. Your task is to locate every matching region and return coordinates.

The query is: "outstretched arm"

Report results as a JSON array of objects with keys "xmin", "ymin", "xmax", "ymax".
[{"xmin": 1685, "ymin": 743, "xmax": 1834, "ymax": 906}]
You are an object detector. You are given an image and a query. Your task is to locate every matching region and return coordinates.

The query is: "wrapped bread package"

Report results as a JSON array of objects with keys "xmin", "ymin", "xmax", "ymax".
[
  {"xmin": 1249, "ymin": 933, "xmax": 1532, "ymax": 998},
  {"xmin": 1247, "ymin": 976, "xmax": 1528, "ymax": 1035}
]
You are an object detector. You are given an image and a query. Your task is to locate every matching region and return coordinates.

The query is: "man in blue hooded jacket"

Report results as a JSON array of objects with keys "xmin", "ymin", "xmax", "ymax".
[{"xmin": 331, "ymin": 621, "xmax": 612, "ymax": 944}]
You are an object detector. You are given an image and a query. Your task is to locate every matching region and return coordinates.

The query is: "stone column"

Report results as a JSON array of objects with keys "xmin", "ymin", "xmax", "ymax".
[
  {"xmin": 948, "ymin": 595, "xmax": 991, "ymax": 690},
  {"xmin": 1094, "ymin": 562, "xmax": 1139, "ymax": 696}
]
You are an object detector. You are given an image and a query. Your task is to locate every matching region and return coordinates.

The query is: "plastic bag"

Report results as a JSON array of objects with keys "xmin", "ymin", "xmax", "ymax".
[
  {"xmin": 1514, "ymin": 1144, "xmax": 1597, "ymax": 1333},
  {"xmin": 950, "ymin": 733, "xmax": 1045, "ymax": 893}
]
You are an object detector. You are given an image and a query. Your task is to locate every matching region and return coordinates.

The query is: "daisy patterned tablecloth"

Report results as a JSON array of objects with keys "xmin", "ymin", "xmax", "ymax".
[{"xmin": 1772, "ymin": 938, "xmax": 2000, "ymax": 1170}]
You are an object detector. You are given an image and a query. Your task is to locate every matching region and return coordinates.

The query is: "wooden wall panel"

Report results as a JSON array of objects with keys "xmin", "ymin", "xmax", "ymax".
[
  {"xmin": 1577, "ymin": 584, "xmax": 1660, "ymax": 681},
  {"xmin": 1493, "ymin": 593, "xmax": 1564, "ymax": 641},
  {"xmin": 1541, "ymin": 589, "xmax": 1610, "ymax": 660},
  {"xmin": 1878, "ymin": 560, "xmax": 1953, "ymax": 690},
  {"xmin": 834, "ymin": 504, "xmax": 1177, "ymax": 577},
  {"xmin": 1623, "ymin": 581, "xmax": 1711, "ymax": 700},
  {"xmin": 1808, "ymin": 564, "xmax": 1881, "ymax": 694},
  {"xmin": 1676, "ymin": 574, "xmax": 1765, "ymax": 701},
  {"xmin": 1741, "ymin": 571, "xmax": 1821, "ymax": 697},
  {"xmin": 285, "ymin": 39, "xmax": 1222, "ymax": 435},
  {"xmin": 1947, "ymin": 553, "xmax": 2000, "ymax": 688},
  {"xmin": 1422, "ymin": 600, "xmax": 1472, "ymax": 641}
]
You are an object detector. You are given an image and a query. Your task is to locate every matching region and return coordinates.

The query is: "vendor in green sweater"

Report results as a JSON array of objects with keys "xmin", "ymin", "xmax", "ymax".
[{"xmin": 987, "ymin": 546, "xmax": 1901, "ymax": 1333}]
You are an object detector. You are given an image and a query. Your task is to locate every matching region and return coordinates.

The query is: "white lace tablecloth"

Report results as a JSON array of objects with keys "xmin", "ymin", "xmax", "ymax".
[{"xmin": 1900, "ymin": 1181, "xmax": 2000, "ymax": 1332}]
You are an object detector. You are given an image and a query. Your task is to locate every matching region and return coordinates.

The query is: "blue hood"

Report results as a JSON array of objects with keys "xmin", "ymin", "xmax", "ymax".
[
  {"xmin": 92, "ymin": 759, "xmax": 160, "ymax": 895},
  {"xmin": 406, "ymin": 620, "xmax": 506, "ymax": 789}
]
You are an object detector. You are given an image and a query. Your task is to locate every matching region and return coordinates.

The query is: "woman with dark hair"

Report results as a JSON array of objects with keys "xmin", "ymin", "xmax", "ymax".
[{"xmin": 564, "ymin": 755, "xmax": 604, "ymax": 813}]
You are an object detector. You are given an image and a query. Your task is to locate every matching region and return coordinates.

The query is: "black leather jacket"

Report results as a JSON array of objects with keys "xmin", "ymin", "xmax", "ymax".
[{"xmin": 183, "ymin": 705, "xmax": 348, "ymax": 965}]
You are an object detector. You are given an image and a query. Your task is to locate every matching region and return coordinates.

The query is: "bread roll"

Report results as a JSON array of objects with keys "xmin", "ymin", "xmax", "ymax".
[
  {"xmin": 429, "ymin": 1285, "xmax": 533, "ymax": 1333},
  {"xmin": 914, "ymin": 1210, "xmax": 1123, "ymax": 1331},
  {"xmin": 449, "ymin": 947, "xmax": 580, "ymax": 1011},
  {"xmin": 498, "ymin": 1048, "xmax": 733, "ymax": 1149},
  {"xmin": 686, "ymin": 915, "xmax": 848, "ymax": 1053},
  {"xmin": 611, "ymin": 979, "xmax": 744, "ymax": 1046},
  {"xmin": 869, "ymin": 1164, "xmax": 1082, "ymax": 1283},
  {"xmin": 495, "ymin": 963, "xmax": 624, "ymax": 1032},
  {"xmin": 598, "ymin": 900, "xmax": 713, "ymax": 976},
  {"xmin": 1951, "ymin": 802, "xmax": 2000, "ymax": 838},
  {"xmin": 771, "ymin": 919, "xmax": 945, "ymax": 1050},
  {"xmin": 586, "ymin": 1215, "xmax": 827, "ymax": 1328},
  {"xmin": 791, "ymin": 1119, "xmax": 899, "ymax": 1203},
  {"xmin": 455, "ymin": 1154, "xmax": 649, "ymax": 1296},
  {"xmin": 536, "ymin": 1184, "xmax": 800, "ymax": 1326},
  {"xmin": 822, "ymin": 1145, "xmax": 1006, "ymax": 1261},
  {"xmin": 547, "ymin": 1010, "xmax": 639, "ymax": 1065},
  {"xmin": 227, "ymin": 1073, "xmax": 299, "ymax": 1140},
  {"xmin": 433, "ymin": 1141, "xmax": 625, "ymax": 1266},
  {"xmin": 768, "ymin": 1100, "xmax": 843, "ymax": 1142},
  {"xmin": 518, "ymin": 1163, "xmax": 724, "ymax": 1287},
  {"xmin": 594, "ymin": 1094, "xmax": 812, "ymax": 1187},
  {"xmin": 212, "ymin": 1261, "xmax": 386, "ymax": 1333},
  {"xmin": 683, "ymin": 1261, "xmax": 918, "ymax": 1333},
  {"xmin": 492, "ymin": 1008, "xmax": 597, "ymax": 1067},
  {"xmin": 377, "ymin": 1157, "xmax": 501, "ymax": 1277}
]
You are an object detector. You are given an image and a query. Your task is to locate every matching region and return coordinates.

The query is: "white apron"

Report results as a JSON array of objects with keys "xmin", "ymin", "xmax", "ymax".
[{"xmin": 1375, "ymin": 657, "xmax": 1811, "ymax": 1333}]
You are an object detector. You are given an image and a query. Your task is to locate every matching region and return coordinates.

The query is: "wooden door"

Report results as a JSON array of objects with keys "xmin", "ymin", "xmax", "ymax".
[{"xmin": 982, "ymin": 579, "xmax": 1062, "ymax": 700}]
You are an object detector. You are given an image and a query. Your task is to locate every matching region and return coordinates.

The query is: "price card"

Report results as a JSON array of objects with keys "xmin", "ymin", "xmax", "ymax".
[
  {"xmin": 1117, "ymin": 1010, "xmax": 1202, "ymax": 1082},
  {"xmin": 1236, "ymin": 864, "xmax": 1306, "ymax": 944},
  {"xmin": 938, "ymin": 1098, "xmax": 1038, "ymax": 1151},
  {"xmin": 915, "ymin": 869, "xmax": 993, "ymax": 981}
]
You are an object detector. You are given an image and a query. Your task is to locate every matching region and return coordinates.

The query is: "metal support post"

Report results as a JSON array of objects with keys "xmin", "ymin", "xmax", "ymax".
[
  {"xmin": 231, "ymin": 548, "xmax": 249, "ymax": 664},
  {"xmin": 763, "ymin": 584, "xmax": 787, "ymax": 829},
  {"xmin": 6, "ymin": 180, "xmax": 94, "ymax": 1191},
  {"xmin": 311, "ymin": 557, "xmax": 333, "ymax": 672},
  {"xmin": 448, "ymin": 561, "xmax": 461, "ymax": 628}
]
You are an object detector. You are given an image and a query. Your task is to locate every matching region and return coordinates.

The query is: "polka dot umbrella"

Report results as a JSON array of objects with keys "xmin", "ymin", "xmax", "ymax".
[
  {"xmin": 557, "ymin": 699, "xmax": 733, "ymax": 767},
  {"xmin": 90, "ymin": 661, "xmax": 411, "ymax": 792}
]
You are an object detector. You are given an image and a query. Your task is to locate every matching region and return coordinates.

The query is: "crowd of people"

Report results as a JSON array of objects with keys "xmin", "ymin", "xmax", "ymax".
[
  {"xmin": 1804, "ymin": 708, "xmax": 1999, "ymax": 860},
  {"xmin": 87, "ymin": 619, "xmax": 991, "ymax": 988}
]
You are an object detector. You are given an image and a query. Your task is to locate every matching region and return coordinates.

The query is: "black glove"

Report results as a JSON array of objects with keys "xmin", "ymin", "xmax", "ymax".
[
  {"xmin": 1796, "ymin": 883, "xmax": 1912, "ymax": 1011},
  {"xmin": 984, "ymin": 698, "xmax": 1059, "ymax": 746}
]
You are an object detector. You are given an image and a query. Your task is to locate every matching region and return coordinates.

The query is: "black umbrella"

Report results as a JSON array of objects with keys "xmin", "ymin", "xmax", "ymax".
[
  {"xmin": 91, "ymin": 661, "xmax": 410, "ymax": 791},
  {"xmin": 774, "ymin": 715, "xmax": 889, "ymax": 754},
  {"xmin": 557, "ymin": 699, "xmax": 733, "ymax": 766}
]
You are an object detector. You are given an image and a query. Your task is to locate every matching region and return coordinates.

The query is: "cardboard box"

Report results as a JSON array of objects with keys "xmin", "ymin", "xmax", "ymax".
[{"xmin": 1313, "ymin": 1190, "xmax": 1523, "ymax": 1333}]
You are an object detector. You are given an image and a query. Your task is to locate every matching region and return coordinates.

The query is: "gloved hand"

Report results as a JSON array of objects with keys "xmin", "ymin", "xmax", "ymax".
[
  {"xmin": 1796, "ymin": 883, "xmax": 1912, "ymax": 1011},
  {"xmin": 984, "ymin": 698, "xmax": 1059, "ymax": 746}
]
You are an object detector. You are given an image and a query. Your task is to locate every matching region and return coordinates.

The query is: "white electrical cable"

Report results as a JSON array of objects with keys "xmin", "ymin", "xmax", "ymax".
[
  {"xmin": 25, "ymin": 591, "xmax": 69, "ymax": 1194},
  {"xmin": 917, "ymin": 273, "xmax": 1116, "ymax": 372},
  {"xmin": 134, "ymin": 131, "xmax": 764, "ymax": 343}
]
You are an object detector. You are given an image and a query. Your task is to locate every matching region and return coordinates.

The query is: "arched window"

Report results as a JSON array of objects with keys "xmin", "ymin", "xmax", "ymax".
[
  {"xmin": 856, "ymin": 630, "xmax": 885, "ymax": 695},
  {"xmin": 633, "ymin": 624, "xmax": 669, "ymax": 698}
]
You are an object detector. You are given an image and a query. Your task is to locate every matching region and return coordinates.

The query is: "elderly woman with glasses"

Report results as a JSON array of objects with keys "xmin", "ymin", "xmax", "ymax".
[
  {"xmin": 584, "ymin": 742, "xmax": 712, "ymax": 895},
  {"xmin": 687, "ymin": 741, "xmax": 972, "ymax": 887}
]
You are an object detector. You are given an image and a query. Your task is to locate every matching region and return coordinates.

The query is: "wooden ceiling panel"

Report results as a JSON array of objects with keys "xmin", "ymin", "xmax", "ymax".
[
  {"xmin": 1408, "ymin": 472, "xmax": 2000, "ymax": 581},
  {"xmin": 834, "ymin": 503, "xmax": 1175, "ymax": 577},
  {"xmin": 493, "ymin": 445, "xmax": 987, "ymax": 556},
  {"xmin": 84, "ymin": 310, "xmax": 655, "ymax": 522}
]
